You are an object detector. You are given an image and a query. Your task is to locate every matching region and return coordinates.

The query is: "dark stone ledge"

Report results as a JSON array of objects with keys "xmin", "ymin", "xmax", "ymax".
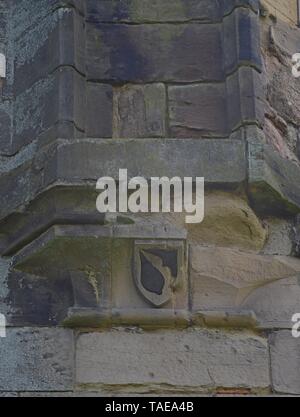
[
  {"xmin": 248, "ymin": 142, "xmax": 300, "ymax": 215},
  {"xmin": 0, "ymin": 138, "xmax": 247, "ymax": 222},
  {"xmin": 2, "ymin": 138, "xmax": 300, "ymax": 257}
]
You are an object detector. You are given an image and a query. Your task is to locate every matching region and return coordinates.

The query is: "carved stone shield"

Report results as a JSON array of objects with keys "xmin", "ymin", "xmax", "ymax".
[{"xmin": 133, "ymin": 240, "xmax": 185, "ymax": 307}]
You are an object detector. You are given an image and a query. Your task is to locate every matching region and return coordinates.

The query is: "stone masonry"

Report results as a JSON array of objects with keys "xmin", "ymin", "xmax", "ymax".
[{"xmin": 0, "ymin": 0, "xmax": 300, "ymax": 396}]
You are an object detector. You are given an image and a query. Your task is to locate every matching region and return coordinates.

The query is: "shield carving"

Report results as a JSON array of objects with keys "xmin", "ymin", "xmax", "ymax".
[{"xmin": 133, "ymin": 241, "xmax": 185, "ymax": 307}]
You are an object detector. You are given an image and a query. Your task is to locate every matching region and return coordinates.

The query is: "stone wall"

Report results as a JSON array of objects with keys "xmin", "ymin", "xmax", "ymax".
[
  {"xmin": 0, "ymin": 0, "xmax": 300, "ymax": 397},
  {"xmin": 261, "ymin": 0, "xmax": 298, "ymax": 25}
]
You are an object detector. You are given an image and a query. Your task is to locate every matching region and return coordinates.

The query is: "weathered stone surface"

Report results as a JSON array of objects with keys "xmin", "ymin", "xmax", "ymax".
[
  {"xmin": 14, "ymin": 8, "xmax": 84, "ymax": 95},
  {"xmin": 7, "ymin": 269, "xmax": 74, "ymax": 326},
  {"xmin": 169, "ymin": 84, "xmax": 227, "ymax": 137},
  {"xmin": 223, "ymin": 7, "xmax": 262, "ymax": 74},
  {"xmin": 267, "ymin": 63, "xmax": 300, "ymax": 130},
  {"xmin": 265, "ymin": 23, "xmax": 300, "ymax": 128},
  {"xmin": 12, "ymin": 0, "xmax": 84, "ymax": 39},
  {"xmin": 86, "ymin": 23, "xmax": 223, "ymax": 82},
  {"xmin": 167, "ymin": 58, "xmax": 264, "ymax": 139},
  {"xmin": 0, "ymin": 103, "xmax": 12, "ymax": 155},
  {"xmin": 86, "ymin": 83, "xmax": 113, "ymax": 137},
  {"xmin": 0, "ymin": 139, "xmax": 247, "ymax": 222},
  {"xmin": 191, "ymin": 246, "xmax": 300, "ymax": 310},
  {"xmin": 261, "ymin": 0, "xmax": 298, "ymax": 25},
  {"xmin": 293, "ymin": 215, "xmax": 300, "ymax": 257},
  {"xmin": 54, "ymin": 139, "xmax": 247, "ymax": 184},
  {"xmin": 12, "ymin": 68, "xmax": 85, "ymax": 153},
  {"xmin": 226, "ymin": 66, "xmax": 265, "ymax": 131},
  {"xmin": 76, "ymin": 328, "xmax": 269, "ymax": 390},
  {"xmin": 85, "ymin": 0, "xmax": 259, "ymax": 24},
  {"xmin": 248, "ymin": 142, "xmax": 300, "ymax": 214},
  {"xmin": 262, "ymin": 17, "xmax": 300, "ymax": 165},
  {"xmin": 270, "ymin": 331, "xmax": 300, "ymax": 394},
  {"xmin": 223, "ymin": 0, "xmax": 259, "ymax": 16},
  {"xmin": 264, "ymin": 116, "xmax": 299, "ymax": 163},
  {"xmin": 165, "ymin": 191, "xmax": 267, "ymax": 251},
  {"xmin": 242, "ymin": 276, "xmax": 300, "ymax": 329},
  {"xmin": 0, "ymin": 257, "xmax": 10, "ymax": 317},
  {"xmin": 0, "ymin": 328, "xmax": 74, "ymax": 391},
  {"xmin": 263, "ymin": 217, "xmax": 293, "ymax": 255},
  {"xmin": 192, "ymin": 192, "xmax": 267, "ymax": 251},
  {"xmin": 270, "ymin": 20, "xmax": 300, "ymax": 58},
  {"xmin": 85, "ymin": 0, "xmax": 223, "ymax": 23},
  {"xmin": 114, "ymin": 84, "xmax": 166, "ymax": 138}
]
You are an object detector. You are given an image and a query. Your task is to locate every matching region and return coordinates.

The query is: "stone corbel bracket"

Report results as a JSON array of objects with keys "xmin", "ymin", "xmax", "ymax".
[
  {"xmin": 2, "ymin": 137, "xmax": 300, "ymax": 329},
  {"xmin": 248, "ymin": 141, "xmax": 300, "ymax": 215},
  {"xmin": 10, "ymin": 223, "xmax": 189, "ymax": 329}
]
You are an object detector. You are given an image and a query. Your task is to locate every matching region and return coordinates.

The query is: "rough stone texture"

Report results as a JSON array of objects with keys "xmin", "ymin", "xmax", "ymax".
[
  {"xmin": 166, "ymin": 191, "xmax": 267, "ymax": 251},
  {"xmin": 248, "ymin": 141, "xmax": 300, "ymax": 215},
  {"xmin": 0, "ymin": 257, "xmax": 10, "ymax": 317},
  {"xmin": 262, "ymin": 19, "xmax": 300, "ymax": 164},
  {"xmin": 190, "ymin": 245, "xmax": 300, "ymax": 310},
  {"xmin": 0, "ymin": 0, "xmax": 300, "ymax": 397},
  {"xmin": 76, "ymin": 328, "xmax": 270, "ymax": 391},
  {"xmin": 169, "ymin": 84, "xmax": 227, "ymax": 138},
  {"xmin": 263, "ymin": 217, "xmax": 293, "ymax": 255},
  {"xmin": 0, "ymin": 328, "xmax": 74, "ymax": 391},
  {"xmin": 86, "ymin": 23, "xmax": 223, "ymax": 83},
  {"xmin": 0, "ymin": 0, "xmax": 263, "ymax": 156},
  {"xmin": 226, "ymin": 66, "xmax": 265, "ymax": 131},
  {"xmin": 12, "ymin": 68, "xmax": 85, "ymax": 153},
  {"xmin": 223, "ymin": 7, "xmax": 262, "ymax": 74},
  {"xmin": 85, "ymin": 0, "xmax": 223, "ymax": 23},
  {"xmin": 114, "ymin": 84, "xmax": 166, "ymax": 138},
  {"xmin": 270, "ymin": 331, "xmax": 300, "ymax": 395},
  {"xmin": 0, "ymin": 139, "xmax": 247, "ymax": 223},
  {"xmin": 13, "ymin": 8, "xmax": 84, "ymax": 96},
  {"xmin": 242, "ymin": 276, "xmax": 300, "ymax": 329},
  {"xmin": 261, "ymin": 0, "xmax": 298, "ymax": 25},
  {"xmin": 6, "ymin": 268, "xmax": 74, "ymax": 326}
]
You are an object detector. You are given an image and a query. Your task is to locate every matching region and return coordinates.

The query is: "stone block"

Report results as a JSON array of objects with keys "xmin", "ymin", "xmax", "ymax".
[
  {"xmin": 86, "ymin": 83, "xmax": 113, "ymax": 138},
  {"xmin": 14, "ymin": 8, "xmax": 84, "ymax": 95},
  {"xmin": 270, "ymin": 331, "xmax": 300, "ymax": 394},
  {"xmin": 190, "ymin": 246, "xmax": 300, "ymax": 310},
  {"xmin": 223, "ymin": 7, "xmax": 261, "ymax": 74},
  {"xmin": 164, "ymin": 191, "xmax": 267, "ymax": 251},
  {"xmin": 242, "ymin": 276, "xmax": 300, "ymax": 329},
  {"xmin": 114, "ymin": 84, "xmax": 166, "ymax": 138},
  {"xmin": 263, "ymin": 116, "xmax": 298, "ymax": 163},
  {"xmin": 0, "ymin": 103, "xmax": 12, "ymax": 155},
  {"xmin": 248, "ymin": 141, "xmax": 300, "ymax": 214},
  {"xmin": 12, "ymin": 67, "xmax": 85, "ymax": 153},
  {"xmin": 270, "ymin": 20, "xmax": 300, "ymax": 58},
  {"xmin": 169, "ymin": 84, "xmax": 227, "ymax": 137},
  {"xmin": 263, "ymin": 0, "xmax": 298, "ymax": 25},
  {"xmin": 85, "ymin": 0, "xmax": 223, "ymax": 23},
  {"xmin": 0, "ymin": 257, "xmax": 10, "ymax": 317},
  {"xmin": 0, "ymin": 139, "xmax": 247, "ymax": 222},
  {"xmin": 53, "ymin": 139, "xmax": 247, "ymax": 185},
  {"xmin": 223, "ymin": 0, "xmax": 259, "ymax": 15},
  {"xmin": 266, "ymin": 25, "xmax": 300, "ymax": 127},
  {"xmin": 0, "ymin": 328, "xmax": 74, "ymax": 391},
  {"xmin": 7, "ymin": 269, "xmax": 74, "ymax": 326},
  {"xmin": 12, "ymin": 0, "xmax": 84, "ymax": 40},
  {"xmin": 263, "ymin": 217, "xmax": 293, "ymax": 255},
  {"xmin": 226, "ymin": 66, "xmax": 265, "ymax": 131},
  {"xmin": 76, "ymin": 328, "xmax": 269, "ymax": 390},
  {"xmin": 86, "ymin": 23, "xmax": 223, "ymax": 82}
]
